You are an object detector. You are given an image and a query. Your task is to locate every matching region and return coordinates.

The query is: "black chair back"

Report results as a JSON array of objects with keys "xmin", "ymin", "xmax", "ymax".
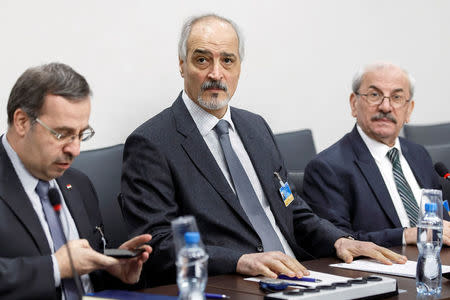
[
  {"xmin": 71, "ymin": 144, "xmax": 127, "ymax": 248},
  {"xmin": 425, "ymin": 143, "xmax": 450, "ymax": 170},
  {"xmin": 403, "ymin": 123, "xmax": 450, "ymax": 175},
  {"xmin": 287, "ymin": 171, "xmax": 305, "ymax": 198},
  {"xmin": 404, "ymin": 123, "xmax": 450, "ymax": 146},
  {"xmin": 274, "ymin": 129, "xmax": 317, "ymax": 198},
  {"xmin": 274, "ymin": 129, "xmax": 317, "ymax": 172}
]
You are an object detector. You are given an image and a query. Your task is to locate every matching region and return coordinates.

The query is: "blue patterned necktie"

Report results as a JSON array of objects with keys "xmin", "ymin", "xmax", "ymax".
[
  {"xmin": 386, "ymin": 148, "xmax": 419, "ymax": 227},
  {"xmin": 35, "ymin": 180, "xmax": 80, "ymax": 300},
  {"xmin": 214, "ymin": 119, "xmax": 284, "ymax": 252}
]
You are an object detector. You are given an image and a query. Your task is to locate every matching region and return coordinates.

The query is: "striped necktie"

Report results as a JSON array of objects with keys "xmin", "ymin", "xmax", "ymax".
[{"xmin": 386, "ymin": 148, "xmax": 419, "ymax": 227}]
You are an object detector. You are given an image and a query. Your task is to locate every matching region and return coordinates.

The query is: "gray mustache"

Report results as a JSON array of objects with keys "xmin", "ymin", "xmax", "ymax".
[
  {"xmin": 201, "ymin": 81, "xmax": 228, "ymax": 92},
  {"xmin": 371, "ymin": 112, "xmax": 397, "ymax": 124}
]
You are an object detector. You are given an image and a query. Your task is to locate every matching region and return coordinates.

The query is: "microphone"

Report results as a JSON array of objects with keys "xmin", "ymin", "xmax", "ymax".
[
  {"xmin": 434, "ymin": 162, "xmax": 450, "ymax": 206},
  {"xmin": 49, "ymin": 189, "xmax": 63, "ymax": 212},
  {"xmin": 48, "ymin": 188, "xmax": 84, "ymax": 300},
  {"xmin": 435, "ymin": 162, "xmax": 450, "ymax": 180}
]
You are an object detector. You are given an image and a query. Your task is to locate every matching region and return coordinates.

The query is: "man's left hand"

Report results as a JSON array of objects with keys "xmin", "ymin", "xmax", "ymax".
[
  {"xmin": 442, "ymin": 220, "xmax": 450, "ymax": 246},
  {"xmin": 334, "ymin": 238, "xmax": 407, "ymax": 265},
  {"xmin": 106, "ymin": 234, "xmax": 152, "ymax": 284}
]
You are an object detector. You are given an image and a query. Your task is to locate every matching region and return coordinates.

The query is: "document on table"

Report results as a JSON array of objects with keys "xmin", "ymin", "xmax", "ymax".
[
  {"xmin": 245, "ymin": 270, "xmax": 351, "ymax": 287},
  {"xmin": 330, "ymin": 259, "xmax": 450, "ymax": 278}
]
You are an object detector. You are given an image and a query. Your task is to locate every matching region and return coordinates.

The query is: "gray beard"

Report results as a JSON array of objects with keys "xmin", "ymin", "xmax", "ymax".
[{"xmin": 197, "ymin": 95, "xmax": 230, "ymax": 111}]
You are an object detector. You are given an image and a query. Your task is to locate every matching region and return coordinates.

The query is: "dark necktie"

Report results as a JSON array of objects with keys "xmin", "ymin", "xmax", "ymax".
[
  {"xmin": 214, "ymin": 119, "xmax": 284, "ymax": 252},
  {"xmin": 35, "ymin": 180, "xmax": 80, "ymax": 300},
  {"xmin": 386, "ymin": 148, "xmax": 420, "ymax": 227}
]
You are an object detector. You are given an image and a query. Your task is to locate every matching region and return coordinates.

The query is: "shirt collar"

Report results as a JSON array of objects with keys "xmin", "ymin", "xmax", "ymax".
[
  {"xmin": 2, "ymin": 134, "xmax": 56, "ymax": 192},
  {"xmin": 356, "ymin": 124, "xmax": 402, "ymax": 163},
  {"xmin": 182, "ymin": 90, "xmax": 234, "ymax": 136}
]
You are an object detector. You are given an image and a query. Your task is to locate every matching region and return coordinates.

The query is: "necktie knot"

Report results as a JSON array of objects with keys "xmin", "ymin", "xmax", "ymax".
[
  {"xmin": 387, "ymin": 147, "xmax": 399, "ymax": 164},
  {"xmin": 214, "ymin": 119, "xmax": 229, "ymax": 136},
  {"xmin": 35, "ymin": 180, "xmax": 50, "ymax": 199}
]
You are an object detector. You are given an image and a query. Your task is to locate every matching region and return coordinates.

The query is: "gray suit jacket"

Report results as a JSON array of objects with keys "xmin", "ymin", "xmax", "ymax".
[{"xmin": 121, "ymin": 94, "xmax": 346, "ymax": 287}]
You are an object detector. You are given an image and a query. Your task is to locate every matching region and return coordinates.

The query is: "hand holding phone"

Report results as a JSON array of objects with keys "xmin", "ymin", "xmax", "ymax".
[{"xmin": 104, "ymin": 248, "xmax": 144, "ymax": 258}]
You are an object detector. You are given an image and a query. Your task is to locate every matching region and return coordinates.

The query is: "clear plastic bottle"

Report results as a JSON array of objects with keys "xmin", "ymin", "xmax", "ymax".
[
  {"xmin": 416, "ymin": 202, "xmax": 443, "ymax": 295},
  {"xmin": 177, "ymin": 232, "xmax": 208, "ymax": 300}
]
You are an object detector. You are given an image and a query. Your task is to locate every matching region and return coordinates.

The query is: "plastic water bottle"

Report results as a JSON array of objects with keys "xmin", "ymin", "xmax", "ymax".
[
  {"xmin": 416, "ymin": 202, "xmax": 443, "ymax": 295},
  {"xmin": 177, "ymin": 232, "xmax": 208, "ymax": 300}
]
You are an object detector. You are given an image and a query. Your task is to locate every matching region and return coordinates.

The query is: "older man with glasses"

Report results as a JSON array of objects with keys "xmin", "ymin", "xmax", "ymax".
[
  {"xmin": 0, "ymin": 62, "xmax": 152, "ymax": 299},
  {"xmin": 303, "ymin": 62, "xmax": 450, "ymax": 248}
]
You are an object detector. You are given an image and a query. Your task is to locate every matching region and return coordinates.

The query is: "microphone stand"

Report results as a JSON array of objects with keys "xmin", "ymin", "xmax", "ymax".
[{"xmin": 48, "ymin": 188, "xmax": 84, "ymax": 300}]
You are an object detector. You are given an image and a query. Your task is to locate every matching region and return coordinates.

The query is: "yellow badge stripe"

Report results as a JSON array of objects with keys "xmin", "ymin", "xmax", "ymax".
[{"xmin": 284, "ymin": 194, "xmax": 294, "ymax": 207}]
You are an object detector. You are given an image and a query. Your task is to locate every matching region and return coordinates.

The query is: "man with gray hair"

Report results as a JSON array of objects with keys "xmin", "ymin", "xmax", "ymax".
[
  {"xmin": 121, "ymin": 16, "xmax": 406, "ymax": 287},
  {"xmin": 303, "ymin": 62, "xmax": 450, "ymax": 248},
  {"xmin": 0, "ymin": 62, "xmax": 152, "ymax": 299}
]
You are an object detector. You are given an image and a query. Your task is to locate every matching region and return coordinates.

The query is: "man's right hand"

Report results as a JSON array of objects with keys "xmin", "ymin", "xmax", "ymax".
[
  {"xmin": 236, "ymin": 251, "xmax": 309, "ymax": 278},
  {"xmin": 55, "ymin": 239, "xmax": 119, "ymax": 278}
]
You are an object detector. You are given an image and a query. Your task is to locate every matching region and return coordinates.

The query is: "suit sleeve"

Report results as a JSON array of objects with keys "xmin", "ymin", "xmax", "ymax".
[
  {"xmin": 262, "ymin": 118, "xmax": 347, "ymax": 258},
  {"xmin": 121, "ymin": 133, "xmax": 242, "ymax": 287},
  {"xmin": 0, "ymin": 255, "xmax": 57, "ymax": 299},
  {"xmin": 303, "ymin": 158, "xmax": 403, "ymax": 247},
  {"xmin": 289, "ymin": 194, "xmax": 349, "ymax": 257}
]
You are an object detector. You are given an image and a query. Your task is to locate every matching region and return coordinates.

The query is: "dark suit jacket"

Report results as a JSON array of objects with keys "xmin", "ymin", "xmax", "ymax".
[
  {"xmin": 303, "ymin": 126, "xmax": 442, "ymax": 247},
  {"xmin": 121, "ymin": 94, "xmax": 346, "ymax": 287},
  {"xmin": 0, "ymin": 139, "xmax": 112, "ymax": 299}
]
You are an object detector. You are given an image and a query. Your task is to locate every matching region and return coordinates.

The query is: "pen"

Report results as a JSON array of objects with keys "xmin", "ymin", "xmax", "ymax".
[
  {"xmin": 278, "ymin": 274, "xmax": 322, "ymax": 283},
  {"xmin": 205, "ymin": 293, "xmax": 230, "ymax": 299}
]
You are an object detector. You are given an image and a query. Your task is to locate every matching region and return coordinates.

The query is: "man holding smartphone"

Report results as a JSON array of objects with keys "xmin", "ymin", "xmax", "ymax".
[{"xmin": 0, "ymin": 62, "xmax": 152, "ymax": 299}]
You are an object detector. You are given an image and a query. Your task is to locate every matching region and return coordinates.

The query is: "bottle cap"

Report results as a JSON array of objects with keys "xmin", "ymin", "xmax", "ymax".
[
  {"xmin": 425, "ymin": 202, "xmax": 437, "ymax": 212},
  {"xmin": 184, "ymin": 231, "xmax": 200, "ymax": 244}
]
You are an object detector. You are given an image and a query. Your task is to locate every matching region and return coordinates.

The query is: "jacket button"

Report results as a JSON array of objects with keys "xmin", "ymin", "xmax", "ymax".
[{"xmin": 256, "ymin": 245, "xmax": 264, "ymax": 252}]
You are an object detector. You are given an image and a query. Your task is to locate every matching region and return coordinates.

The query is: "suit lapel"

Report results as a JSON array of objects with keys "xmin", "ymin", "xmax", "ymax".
[
  {"xmin": 56, "ymin": 176, "xmax": 93, "ymax": 242},
  {"xmin": 350, "ymin": 127, "xmax": 402, "ymax": 227},
  {"xmin": 0, "ymin": 139, "xmax": 52, "ymax": 254},
  {"xmin": 401, "ymin": 140, "xmax": 426, "ymax": 189},
  {"xmin": 231, "ymin": 110, "xmax": 290, "ymax": 230},
  {"xmin": 172, "ymin": 96, "xmax": 253, "ymax": 228}
]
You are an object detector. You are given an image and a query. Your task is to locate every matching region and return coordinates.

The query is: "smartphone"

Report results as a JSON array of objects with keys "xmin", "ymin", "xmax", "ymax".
[{"xmin": 104, "ymin": 248, "xmax": 144, "ymax": 258}]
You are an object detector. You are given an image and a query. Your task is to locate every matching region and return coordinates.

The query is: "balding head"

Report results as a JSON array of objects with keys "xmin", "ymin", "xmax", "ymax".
[
  {"xmin": 178, "ymin": 14, "xmax": 245, "ymax": 62},
  {"xmin": 352, "ymin": 62, "xmax": 415, "ymax": 100}
]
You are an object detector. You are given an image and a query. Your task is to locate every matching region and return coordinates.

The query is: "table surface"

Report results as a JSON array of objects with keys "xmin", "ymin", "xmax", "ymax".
[{"xmin": 144, "ymin": 245, "xmax": 450, "ymax": 299}]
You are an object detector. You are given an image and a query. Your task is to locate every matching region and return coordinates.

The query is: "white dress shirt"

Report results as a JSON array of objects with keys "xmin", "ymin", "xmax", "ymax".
[
  {"xmin": 2, "ymin": 134, "xmax": 93, "ymax": 296},
  {"xmin": 357, "ymin": 125, "xmax": 422, "ymax": 229},
  {"xmin": 182, "ymin": 92, "xmax": 295, "ymax": 257}
]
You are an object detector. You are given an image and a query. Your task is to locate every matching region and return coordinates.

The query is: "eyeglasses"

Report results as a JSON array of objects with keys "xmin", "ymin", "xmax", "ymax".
[
  {"xmin": 35, "ymin": 118, "xmax": 95, "ymax": 143},
  {"xmin": 356, "ymin": 90, "xmax": 411, "ymax": 108}
]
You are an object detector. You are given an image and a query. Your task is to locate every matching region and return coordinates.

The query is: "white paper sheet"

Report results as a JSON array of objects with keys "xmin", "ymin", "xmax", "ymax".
[{"xmin": 330, "ymin": 259, "xmax": 450, "ymax": 278}]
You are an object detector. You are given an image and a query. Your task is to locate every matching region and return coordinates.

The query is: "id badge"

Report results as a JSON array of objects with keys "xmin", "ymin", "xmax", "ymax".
[{"xmin": 279, "ymin": 182, "xmax": 294, "ymax": 207}]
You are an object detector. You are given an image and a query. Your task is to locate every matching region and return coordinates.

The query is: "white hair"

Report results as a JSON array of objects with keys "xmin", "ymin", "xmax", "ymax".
[
  {"xmin": 178, "ymin": 13, "xmax": 245, "ymax": 62},
  {"xmin": 351, "ymin": 62, "xmax": 416, "ymax": 99}
]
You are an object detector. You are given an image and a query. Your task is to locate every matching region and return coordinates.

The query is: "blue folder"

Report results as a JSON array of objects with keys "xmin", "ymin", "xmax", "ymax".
[{"xmin": 87, "ymin": 290, "xmax": 177, "ymax": 300}]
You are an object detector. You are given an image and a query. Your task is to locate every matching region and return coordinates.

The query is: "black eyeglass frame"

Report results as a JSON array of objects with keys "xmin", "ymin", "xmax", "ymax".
[{"xmin": 355, "ymin": 91, "xmax": 411, "ymax": 108}]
